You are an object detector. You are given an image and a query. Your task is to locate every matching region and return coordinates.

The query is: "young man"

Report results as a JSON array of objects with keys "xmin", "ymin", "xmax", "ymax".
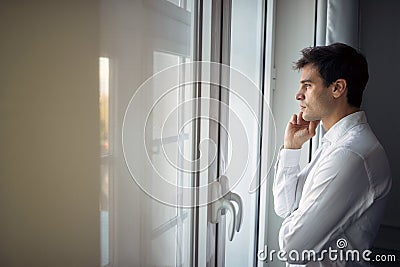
[{"xmin": 273, "ymin": 43, "xmax": 392, "ymax": 266}]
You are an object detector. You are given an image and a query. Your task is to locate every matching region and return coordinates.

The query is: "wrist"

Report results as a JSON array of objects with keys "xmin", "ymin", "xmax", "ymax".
[
  {"xmin": 283, "ymin": 141, "xmax": 302, "ymax": 150},
  {"xmin": 283, "ymin": 145, "xmax": 301, "ymax": 150}
]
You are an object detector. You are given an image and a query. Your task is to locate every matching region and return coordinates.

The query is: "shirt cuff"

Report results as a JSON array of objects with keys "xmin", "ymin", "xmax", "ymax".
[{"xmin": 279, "ymin": 148, "xmax": 301, "ymax": 167}]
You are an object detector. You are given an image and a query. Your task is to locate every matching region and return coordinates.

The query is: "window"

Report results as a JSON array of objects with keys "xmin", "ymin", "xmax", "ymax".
[{"xmin": 99, "ymin": 56, "xmax": 111, "ymax": 267}]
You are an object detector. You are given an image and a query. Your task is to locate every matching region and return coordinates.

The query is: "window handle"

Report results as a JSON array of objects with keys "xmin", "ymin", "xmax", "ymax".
[
  {"xmin": 219, "ymin": 175, "xmax": 243, "ymax": 232},
  {"xmin": 210, "ymin": 181, "xmax": 237, "ymax": 241},
  {"xmin": 228, "ymin": 192, "xmax": 243, "ymax": 232}
]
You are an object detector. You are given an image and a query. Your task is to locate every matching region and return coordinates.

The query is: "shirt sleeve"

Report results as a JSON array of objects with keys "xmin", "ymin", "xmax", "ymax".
[
  {"xmin": 273, "ymin": 147, "xmax": 303, "ymax": 218},
  {"xmin": 278, "ymin": 149, "xmax": 372, "ymax": 264}
]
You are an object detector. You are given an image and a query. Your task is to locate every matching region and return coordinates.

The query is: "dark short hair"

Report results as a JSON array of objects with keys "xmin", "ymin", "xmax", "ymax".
[{"xmin": 294, "ymin": 43, "xmax": 369, "ymax": 108}]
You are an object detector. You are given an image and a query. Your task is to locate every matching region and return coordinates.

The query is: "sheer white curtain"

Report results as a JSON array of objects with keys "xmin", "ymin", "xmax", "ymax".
[{"xmin": 312, "ymin": 0, "xmax": 360, "ymax": 154}]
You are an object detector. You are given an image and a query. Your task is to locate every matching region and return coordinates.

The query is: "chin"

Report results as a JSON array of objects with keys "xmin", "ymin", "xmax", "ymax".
[
  {"xmin": 302, "ymin": 113, "xmax": 317, "ymax": 122},
  {"xmin": 302, "ymin": 113, "xmax": 311, "ymax": 121}
]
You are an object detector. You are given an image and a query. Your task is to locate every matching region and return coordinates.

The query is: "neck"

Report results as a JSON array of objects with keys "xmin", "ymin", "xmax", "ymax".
[{"xmin": 322, "ymin": 106, "xmax": 360, "ymax": 131}]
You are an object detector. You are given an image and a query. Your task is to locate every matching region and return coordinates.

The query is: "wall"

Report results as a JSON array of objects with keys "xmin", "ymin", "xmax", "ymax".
[
  {"xmin": 266, "ymin": 0, "xmax": 316, "ymax": 266},
  {"xmin": 359, "ymin": 0, "xmax": 400, "ymax": 252},
  {"xmin": 0, "ymin": 1, "xmax": 100, "ymax": 266}
]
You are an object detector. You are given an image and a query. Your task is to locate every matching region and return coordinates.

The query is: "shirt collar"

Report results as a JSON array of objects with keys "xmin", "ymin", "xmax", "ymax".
[{"xmin": 321, "ymin": 111, "xmax": 367, "ymax": 144}]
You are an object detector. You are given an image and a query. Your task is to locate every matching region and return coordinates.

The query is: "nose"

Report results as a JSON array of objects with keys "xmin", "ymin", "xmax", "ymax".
[{"xmin": 295, "ymin": 88, "xmax": 305, "ymax": 101}]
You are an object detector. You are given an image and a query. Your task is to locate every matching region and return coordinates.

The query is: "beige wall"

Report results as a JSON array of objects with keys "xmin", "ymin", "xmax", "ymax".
[{"xmin": 0, "ymin": 1, "xmax": 100, "ymax": 266}]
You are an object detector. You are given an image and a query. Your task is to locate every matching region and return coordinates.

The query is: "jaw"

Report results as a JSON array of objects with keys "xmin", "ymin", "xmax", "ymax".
[{"xmin": 302, "ymin": 110, "xmax": 318, "ymax": 122}]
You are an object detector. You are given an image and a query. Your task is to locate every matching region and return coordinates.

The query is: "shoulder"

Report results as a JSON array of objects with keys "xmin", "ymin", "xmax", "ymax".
[
  {"xmin": 332, "ymin": 124, "xmax": 391, "ymax": 198},
  {"xmin": 338, "ymin": 123, "xmax": 384, "ymax": 159}
]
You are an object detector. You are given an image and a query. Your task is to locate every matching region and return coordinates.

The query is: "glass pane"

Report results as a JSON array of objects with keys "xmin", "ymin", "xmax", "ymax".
[
  {"xmin": 100, "ymin": 0, "xmax": 195, "ymax": 266},
  {"xmin": 224, "ymin": 0, "xmax": 265, "ymax": 266},
  {"xmin": 99, "ymin": 56, "xmax": 110, "ymax": 266},
  {"xmin": 165, "ymin": 0, "xmax": 181, "ymax": 7},
  {"xmin": 164, "ymin": 0, "xmax": 191, "ymax": 11},
  {"xmin": 99, "ymin": 57, "xmax": 109, "ymax": 155},
  {"xmin": 100, "ymin": 162, "xmax": 110, "ymax": 266},
  {"xmin": 150, "ymin": 51, "xmax": 184, "ymax": 266}
]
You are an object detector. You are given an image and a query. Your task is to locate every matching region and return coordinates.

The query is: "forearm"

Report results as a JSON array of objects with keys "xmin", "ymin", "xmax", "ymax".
[{"xmin": 273, "ymin": 148, "xmax": 302, "ymax": 218}]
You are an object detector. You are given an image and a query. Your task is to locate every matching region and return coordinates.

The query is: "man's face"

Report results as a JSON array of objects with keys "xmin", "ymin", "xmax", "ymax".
[{"xmin": 296, "ymin": 64, "xmax": 334, "ymax": 121}]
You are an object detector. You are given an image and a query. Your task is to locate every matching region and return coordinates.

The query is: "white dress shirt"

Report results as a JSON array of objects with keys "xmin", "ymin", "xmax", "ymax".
[{"xmin": 273, "ymin": 111, "xmax": 392, "ymax": 266}]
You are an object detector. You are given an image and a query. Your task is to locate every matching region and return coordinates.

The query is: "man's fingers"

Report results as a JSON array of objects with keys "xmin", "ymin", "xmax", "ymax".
[
  {"xmin": 296, "ymin": 111, "xmax": 310, "ymax": 126},
  {"xmin": 297, "ymin": 112, "xmax": 304, "ymax": 124},
  {"xmin": 290, "ymin": 114, "xmax": 297, "ymax": 124}
]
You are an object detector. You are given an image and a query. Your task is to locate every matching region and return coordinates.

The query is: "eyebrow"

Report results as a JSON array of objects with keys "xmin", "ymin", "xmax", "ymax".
[{"xmin": 300, "ymin": 79, "xmax": 313, "ymax": 84}]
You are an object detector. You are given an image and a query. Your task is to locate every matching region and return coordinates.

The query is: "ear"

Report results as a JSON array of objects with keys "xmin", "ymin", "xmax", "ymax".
[{"xmin": 331, "ymin": 78, "xmax": 347, "ymax": 98}]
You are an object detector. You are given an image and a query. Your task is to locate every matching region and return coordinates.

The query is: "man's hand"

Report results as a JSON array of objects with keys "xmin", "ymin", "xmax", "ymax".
[{"xmin": 284, "ymin": 112, "xmax": 320, "ymax": 149}]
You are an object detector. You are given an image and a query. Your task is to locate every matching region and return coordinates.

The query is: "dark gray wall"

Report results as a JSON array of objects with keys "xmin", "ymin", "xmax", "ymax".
[{"xmin": 360, "ymin": 0, "xmax": 400, "ymax": 253}]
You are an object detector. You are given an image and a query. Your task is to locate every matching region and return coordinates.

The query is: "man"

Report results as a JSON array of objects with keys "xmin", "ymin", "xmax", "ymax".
[{"xmin": 273, "ymin": 43, "xmax": 392, "ymax": 266}]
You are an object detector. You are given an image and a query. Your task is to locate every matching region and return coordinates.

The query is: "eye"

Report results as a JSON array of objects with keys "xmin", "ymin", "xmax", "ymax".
[{"xmin": 304, "ymin": 84, "xmax": 311, "ymax": 89}]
